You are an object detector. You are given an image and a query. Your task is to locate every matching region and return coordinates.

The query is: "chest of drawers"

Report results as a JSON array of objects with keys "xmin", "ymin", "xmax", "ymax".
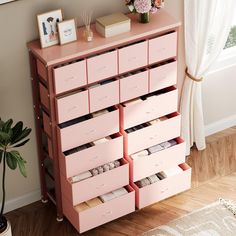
[{"xmin": 27, "ymin": 10, "xmax": 191, "ymax": 233}]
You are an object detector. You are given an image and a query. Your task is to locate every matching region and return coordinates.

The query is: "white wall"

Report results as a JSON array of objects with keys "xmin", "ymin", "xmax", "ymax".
[{"xmin": 0, "ymin": 0, "xmax": 234, "ymax": 211}]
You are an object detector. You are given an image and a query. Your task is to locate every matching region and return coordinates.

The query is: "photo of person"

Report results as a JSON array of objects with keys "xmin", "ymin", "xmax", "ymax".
[{"xmin": 37, "ymin": 9, "xmax": 63, "ymax": 48}]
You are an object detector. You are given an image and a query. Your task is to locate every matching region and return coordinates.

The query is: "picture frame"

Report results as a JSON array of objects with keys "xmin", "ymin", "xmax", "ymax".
[
  {"xmin": 58, "ymin": 19, "xmax": 78, "ymax": 45},
  {"xmin": 37, "ymin": 9, "xmax": 63, "ymax": 48},
  {"xmin": 0, "ymin": 0, "xmax": 18, "ymax": 5}
]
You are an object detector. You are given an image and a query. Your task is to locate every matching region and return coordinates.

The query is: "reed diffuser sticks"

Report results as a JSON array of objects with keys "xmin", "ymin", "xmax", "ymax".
[{"xmin": 80, "ymin": 9, "xmax": 94, "ymax": 42}]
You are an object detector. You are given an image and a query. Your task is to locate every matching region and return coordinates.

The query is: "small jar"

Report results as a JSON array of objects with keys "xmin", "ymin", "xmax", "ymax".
[{"xmin": 83, "ymin": 26, "xmax": 93, "ymax": 42}]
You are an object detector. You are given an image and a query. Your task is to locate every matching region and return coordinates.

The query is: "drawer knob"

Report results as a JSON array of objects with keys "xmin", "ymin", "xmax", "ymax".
[
  {"xmin": 65, "ymin": 76, "xmax": 75, "ymax": 81},
  {"xmin": 96, "ymin": 183, "xmax": 106, "ymax": 189},
  {"xmin": 68, "ymin": 106, "xmax": 77, "ymax": 112},
  {"xmin": 102, "ymin": 210, "xmax": 112, "ymax": 217},
  {"xmin": 86, "ymin": 129, "xmax": 95, "ymax": 135},
  {"xmin": 90, "ymin": 156, "xmax": 99, "ymax": 161},
  {"xmin": 99, "ymin": 95, "xmax": 108, "ymax": 101},
  {"xmin": 98, "ymin": 66, "xmax": 107, "ymax": 71},
  {"xmin": 128, "ymin": 56, "xmax": 137, "ymax": 61},
  {"xmin": 130, "ymin": 85, "xmax": 138, "ymax": 90},
  {"xmin": 161, "ymin": 188, "xmax": 168, "ymax": 193}
]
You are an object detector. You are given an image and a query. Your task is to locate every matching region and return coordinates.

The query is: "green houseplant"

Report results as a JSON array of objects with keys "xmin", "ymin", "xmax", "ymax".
[{"xmin": 0, "ymin": 119, "xmax": 31, "ymax": 235}]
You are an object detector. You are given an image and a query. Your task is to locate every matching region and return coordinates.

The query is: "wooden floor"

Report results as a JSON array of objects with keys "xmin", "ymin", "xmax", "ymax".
[{"xmin": 5, "ymin": 127, "xmax": 236, "ymax": 236}]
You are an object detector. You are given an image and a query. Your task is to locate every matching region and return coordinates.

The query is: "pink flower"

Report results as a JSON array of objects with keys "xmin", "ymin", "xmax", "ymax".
[
  {"xmin": 150, "ymin": 6, "xmax": 158, "ymax": 14},
  {"xmin": 134, "ymin": 0, "xmax": 152, "ymax": 13}
]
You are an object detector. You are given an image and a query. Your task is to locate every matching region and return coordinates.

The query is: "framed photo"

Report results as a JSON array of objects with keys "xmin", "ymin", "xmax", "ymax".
[
  {"xmin": 0, "ymin": 0, "xmax": 17, "ymax": 5},
  {"xmin": 37, "ymin": 9, "xmax": 63, "ymax": 48},
  {"xmin": 58, "ymin": 19, "xmax": 77, "ymax": 45}
]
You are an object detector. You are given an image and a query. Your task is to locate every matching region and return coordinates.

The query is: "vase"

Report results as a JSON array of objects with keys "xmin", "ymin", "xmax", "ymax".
[
  {"xmin": 83, "ymin": 26, "xmax": 93, "ymax": 42},
  {"xmin": 139, "ymin": 12, "xmax": 149, "ymax": 23}
]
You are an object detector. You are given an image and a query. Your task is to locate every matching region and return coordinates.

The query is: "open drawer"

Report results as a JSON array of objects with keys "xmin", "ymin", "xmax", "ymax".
[
  {"xmin": 132, "ymin": 163, "xmax": 191, "ymax": 209},
  {"xmin": 128, "ymin": 137, "xmax": 186, "ymax": 182},
  {"xmin": 60, "ymin": 159, "xmax": 129, "ymax": 205},
  {"xmin": 58, "ymin": 106, "xmax": 119, "ymax": 152},
  {"xmin": 60, "ymin": 133, "xmax": 123, "ymax": 178},
  {"xmin": 62, "ymin": 185, "xmax": 135, "ymax": 233},
  {"xmin": 121, "ymin": 86, "xmax": 178, "ymax": 130},
  {"xmin": 124, "ymin": 112, "xmax": 181, "ymax": 155}
]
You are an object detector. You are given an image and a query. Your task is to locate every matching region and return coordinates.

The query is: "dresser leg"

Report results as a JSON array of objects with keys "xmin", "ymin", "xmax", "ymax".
[
  {"xmin": 41, "ymin": 198, "xmax": 49, "ymax": 204},
  {"xmin": 56, "ymin": 216, "xmax": 64, "ymax": 222}
]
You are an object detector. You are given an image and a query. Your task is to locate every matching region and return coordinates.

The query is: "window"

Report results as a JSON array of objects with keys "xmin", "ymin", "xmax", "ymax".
[{"xmin": 224, "ymin": 14, "xmax": 236, "ymax": 50}]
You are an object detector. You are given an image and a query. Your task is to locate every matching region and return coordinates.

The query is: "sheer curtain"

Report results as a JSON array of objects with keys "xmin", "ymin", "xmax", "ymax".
[{"xmin": 180, "ymin": 0, "xmax": 236, "ymax": 155}]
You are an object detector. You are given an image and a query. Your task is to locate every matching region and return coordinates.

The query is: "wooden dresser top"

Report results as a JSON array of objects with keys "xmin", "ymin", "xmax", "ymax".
[{"xmin": 27, "ymin": 9, "xmax": 180, "ymax": 66}]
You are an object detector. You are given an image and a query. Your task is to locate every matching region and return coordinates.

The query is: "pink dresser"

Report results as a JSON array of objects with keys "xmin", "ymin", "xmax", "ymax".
[{"xmin": 27, "ymin": 10, "xmax": 191, "ymax": 233}]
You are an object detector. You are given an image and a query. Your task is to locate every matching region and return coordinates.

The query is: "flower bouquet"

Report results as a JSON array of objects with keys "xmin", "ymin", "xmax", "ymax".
[{"xmin": 125, "ymin": 0, "xmax": 164, "ymax": 23}]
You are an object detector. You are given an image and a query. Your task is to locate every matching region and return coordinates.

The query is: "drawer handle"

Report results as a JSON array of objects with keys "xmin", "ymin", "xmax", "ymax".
[
  {"xmin": 161, "ymin": 188, "xmax": 169, "ymax": 194},
  {"xmin": 90, "ymin": 156, "xmax": 99, "ymax": 161},
  {"xmin": 145, "ymin": 111, "xmax": 151, "ymax": 115},
  {"xmin": 129, "ymin": 85, "xmax": 138, "ymax": 90},
  {"xmin": 65, "ymin": 76, "xmax": 75, "ymax": 82},
  {"xmin": 67, "ymin": 106, "xmax": 77, "ymax": 112},
  {"xmin": 155, "ymin": 162, "xmax": 162, "ymax": 167},
  {"xmin": 97, "ymin": 65, "xmax": 107, "ymax": 71},
  {"xmin": 128, "ymin": 56, "xmax": 137, "ymax": 61},
  {"xmin": 158, "ymin": 47, "xmax": 166, "ymax": 52},
  {"xmin": 102, "ymin": 210, "xmax": 112, "ymax": 217},
  {"xmin": 86, "ymin": 129, "xmax": 95, "ymax": 135},
  {"xmin": 96, "ymin": 183, "xmax": 106, "ymax": 189},
  {"xmin": 99, "ymin": 95, "xmax": 108, "ymax": 101}
]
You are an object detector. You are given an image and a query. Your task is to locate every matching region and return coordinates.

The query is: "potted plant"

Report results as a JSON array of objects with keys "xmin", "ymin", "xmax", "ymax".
[{"xmin": 0, "ymin": 118, "xmax": 31, "ymax": 236}]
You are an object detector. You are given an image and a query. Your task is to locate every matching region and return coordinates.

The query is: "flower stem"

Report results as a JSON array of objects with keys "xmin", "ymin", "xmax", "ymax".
[{"xmin": 0, "ymin": 150, "xmax": 6, "ymax": 216}]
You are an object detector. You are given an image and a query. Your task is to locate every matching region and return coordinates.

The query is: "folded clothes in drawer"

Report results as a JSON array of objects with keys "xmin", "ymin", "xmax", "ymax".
[
  {"xmin": 121, "ymin": 86, "xmax": 178, "ymax": 129},
  {"xmin": 124, "ymin": 112, "xmax": 181, "ymax": 155},
  {"xmin": 132, "ymin": 163, "xmax": 191, "ymax": 209},
  {"xmin": 58, "ymin": 106, "xmax": 119, "ymax": 152},
  {"xmin": 60, "ymin": 159, "xmax": 129, "ymax": 205},
  {"xmin": 62, "ymin": 185, "xmax": 135, "ymax": 233}
]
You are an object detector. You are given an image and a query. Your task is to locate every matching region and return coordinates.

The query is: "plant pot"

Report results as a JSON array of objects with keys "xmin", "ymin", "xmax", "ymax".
[
  {"xmin": 0, "ymin": 221, "xmax": 11, "ymax": 236},
  {"xmin": 139, "ymin": 12, "xmax": 149, "ymax": 23}
]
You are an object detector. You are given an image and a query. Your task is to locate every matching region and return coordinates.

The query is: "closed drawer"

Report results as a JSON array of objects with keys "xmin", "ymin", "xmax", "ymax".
[
  {"xmin": 39, "ymin": 83, "xmax": 49, "ymax": 109},
  {"xmin": 149, "ymin": 60, "xmax": 177, "ymax": 93},
  {"xmin": 120, "ymin": 70, "xmax": 149, "ymax": 103},
  {"xmin": 119, "ymin": 41, "xmax": 148, "ymax": 74},
  {"xmin": 87, "ymin": 50, "xmax": 118, "ymax": 84},
  {"xmin": 89, "ymin": 79, "xmax": 119, "ymax": 113},
  {"xmin": 60, "ymin": 133, "xmax": 123, "ymax": 178},
  {"xmin": 37, "ymin": 59, "xmax": 47, "ymax": 81},
  {"xmin": 130, "ymin": 137, "xmax": 185, "ymax": 182},
  {"xmin": 56, "ymin": 90, "xmax": 89, "ymax": 124},
  {"xmin": 42, "ymin": 112, "xmax": 51, "ymax": 137},
  {"xmin": 149, "ymin": 32, "xmax": 177, "ymax": 64},
  {"xmin": 58, "ymin": 107, "xmax": 119, "ymax": 152},
  {"xmin": 53, "ymin": 60, "xmax": 87, "ymax": 94},
  {"xmin": 133, "ymin": 163, "xmax": 191, "ymax": 209},
  {"xmin": 121, "ymin": 86, "xmax": 178, "ymax": 129},
  {"xmin": 62, "ymin": 185, "xmax": 135, "ymax": 233},
  {"xmin": 124, "ymin": 112, "xmax": 181, "ymax": 155},
  {"xmin": 61, "ymin": 159, "xmax": 129, "ymax": 205}
]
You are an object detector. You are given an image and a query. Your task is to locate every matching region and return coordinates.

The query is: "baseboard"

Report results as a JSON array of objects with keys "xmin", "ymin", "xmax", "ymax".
[
  {"xmin": 205, "ymin": 114, "xmax": 236, "ymax": 137},
  {"xmin": 4, "ymin": 189, "xmax": 41, "ymax": 213}
]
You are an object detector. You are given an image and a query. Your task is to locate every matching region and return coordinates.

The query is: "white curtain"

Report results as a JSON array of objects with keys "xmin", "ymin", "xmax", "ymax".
[{"xmin": 180, "ymin": 0, "xmax": 236, "ymax": 155}]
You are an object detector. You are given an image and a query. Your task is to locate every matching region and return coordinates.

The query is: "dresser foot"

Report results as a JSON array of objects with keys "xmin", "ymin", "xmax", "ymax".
[
  {"xmin": 56, "ymin": 216, "xmax": 64, "ymax": 222},
  {"xmin": 41, "ymin": 198, "xmax": 48, "ymax": 204}
]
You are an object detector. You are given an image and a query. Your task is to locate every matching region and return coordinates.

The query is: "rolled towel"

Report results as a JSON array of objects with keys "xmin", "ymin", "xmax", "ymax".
[
  {"xmin": 160, "ymin": 141, "xmax": 171, "ymax": 149},
  {"xmin": 136, "ymin": 178, "xmax": 151, "ymax": 188},
  {"xmin": 159, "ymin": 116, "xmax": 168, "ymax": 121},
  {"xmin": 114, "ymin": 160, "xmax": 121, "ymax": 168},
  {"xmin": 147, "ymin": 174, "xmax": 160, "ymax": 184},
  {"xmin": 102, "ymin": 164, "xmax": 110, "ymax": 172},
  {"xmin": 148, "ymin": 144, "xmax": 164, "ymax": 154},
  {"xmin": 93, "ymin": 138, "xmax": 108, "ymax": 145},
  {"xmin": 97, "ymin": 166, "xmax": 104, "ymax": 174},
  {"xmin": 85, "ymin": 197, "xmax": 102, "ymax": 208},
  {"xmin": 89, "ymin": 83, "xmax": 100, "ymax": 89},
  {"xmin": 149, "ymin": 119, "xmax": 160, "ymax": 125},
  {"xmin": 163, "ymin": 166, "xmax": 183, "ymax": 177},
  {"xmin": 70, "ymin": 171, "xmax": 92, "ymax": 183},
  {"xmin": 75, "ymin": 202, "xmax": 90, "ymax": 212},
  {"xmin": 156, "ymin": 172, "xmax": 166, "ymax": 180},
  {"xmin": 90, "ymin": 168, "xmax": 99, "ymax": 176},
  {"xmin": 123, "ymin": 98, "xmax": 142, "ymax": 107},
  {"xmin": 99, "ymin": 192, "xmax": 116, "ymax": 202},
  {"xmin": 131, "ymin": 150, "xmax": 149, "ymax": 160},
  {"xmin": 169, "ymin": 139, "xmax": 178, "ymax": 147},
  {"xmin": 92, "ymin": 109, "xmax": 108, "ymax": 118},
  {"xmin": 126, "ymin": 128, "xmax": 135, "ymax": 133},
  {"xmin": 112, "ymin": 187, "xmax": 128, "ymax": 197},
  {"xmin": 108, "ymin": 162, "xmax": 115, "ymax": 170}
]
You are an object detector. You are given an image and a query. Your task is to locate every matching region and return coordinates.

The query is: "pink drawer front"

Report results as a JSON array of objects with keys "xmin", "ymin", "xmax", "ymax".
[
  {"xmin": 56, "ymin": 90, "xmax": 89, "ymax": 124},
  {"xmin": 61, "ymin": 159, "xmax": 129, "ymax": 205},
  {"xmin": 60, "ymin": 133, "xmax": 123, "ymax": 178},
  {"xmin": 37, "ymin": 59, "xmax": 47, "ymax": 81},
  {"xmin": 59, "ymin": 108, "xmax": 119, "ymax": 152},
  {"xmin": 62, "ymin": 185, "xmax": 135, "ymax": 233},
  {"xmin": 53, "ymin": 60, "xmax": 87, "ymax": 94},
  {"xmin": 89, "ymin": 80, "xmax": 119, "ymax": 113},
  {"xmin": 119, "ymin": 41, "xmax": 148, "ymax": 74},
  {"xmin": 87, "ymin": 51, "xmax": 118, "ymax": 84},
  {"xmin": 125, "ymin": 112, "xmax": 181, "ymax": 155},
  {"xmin": 121, "ymin": 86, "xmax": 178, "ymax": 129},
  {"xmin": 130, "ymin": 137, "xmax": 186, "ymax": 182},
  {"xmin": 39, "ymin": 83, "xmax": 49, "ymax": 109},
  {"xmin": 42, "ymin": 112, "xmax": 51, "ymax": 137},
  {"xmin": 149, "ymin": 61, "xmax": 177, "ymax": 93},
  {"xmin": 120, "ymin": 70, "xmax": 149, "ymax": 103},
  {"xmin": 149, "ymin": 32, "xmax": 177, "ymax": 64},
  {"xmin": 133, "ymin": 163, "xmax": 191, "ymax": 209}
]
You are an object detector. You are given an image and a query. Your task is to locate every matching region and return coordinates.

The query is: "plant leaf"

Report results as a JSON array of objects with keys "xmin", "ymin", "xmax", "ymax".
[
  {"xmin": 0, "ymin": 150, "xmax": 3, "ymax": 163},
  {"xmin": 0, "ymin": 131, "xmax": 11, "ymax": 143},
  {"xmin": 17, "ymin": 159, "xmax": 27, "ymax": 177},
  {"xmin": 6, "ymin": 152, "xmax": 17, "ymax": 170},
  {"xmin": 2, "ymin": 119, "xmax": 13, "ymax": 133},
  {"xmin": 11, "ymin": 128, "xmax": 31, "ymax": 145},
  {"xmin": 0, "ymin": 119, "xmax": 4, "ymax": 131},
  {"xmin": 12, "ymin": 139, "xmax": 30, "ymax": 148},
  {"xmin": 11, "ymin": 121, "xmax": 23, "ymax": 143}
]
